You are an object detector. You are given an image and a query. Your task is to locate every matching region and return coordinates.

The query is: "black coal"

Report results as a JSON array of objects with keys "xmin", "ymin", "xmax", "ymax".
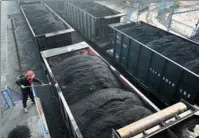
[
  {"xmin": 71, "ymin": 88, "xmax": 152, "ymax": 138},
  {"xmin": 51, "ymin": 54, "xmax": 154, "ymax": 138},
  {"xmin": 8, "ymin": 125, "xmax": 31, "ymax": 138},
  {"xmin": 52, "ymin": 55, "xmax": 122, "ymax": 105},
  {"xmin": 22, "ymin": 3, "xmax": 66, "ymax": 35},
  {"xmin": 70, "ymin": 1, "xmax": 119, "ymax": 17},
  {"xmin": 119, "ymin": 23, "xmax": 199, "ymax": 74}
]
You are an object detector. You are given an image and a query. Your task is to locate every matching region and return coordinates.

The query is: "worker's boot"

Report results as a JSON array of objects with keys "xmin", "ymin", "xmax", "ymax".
[{"xmin": 24, "ymin": 108, "xmax": 28, "ymax": 113}]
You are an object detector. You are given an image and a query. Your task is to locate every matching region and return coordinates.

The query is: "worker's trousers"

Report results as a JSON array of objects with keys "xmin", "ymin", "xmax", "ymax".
[{"xmin": 21, "ymin": 88, "xmax": 35, "ymax": 108}]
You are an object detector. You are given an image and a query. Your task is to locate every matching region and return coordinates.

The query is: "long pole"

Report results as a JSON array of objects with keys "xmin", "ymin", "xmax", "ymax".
[
  {"xmin": 23, "ymin": 83, "xmax": 51, "ymax": 88},
  {"xmin": 11, "ymin": 18, "xmax": 22, "ymax": 75}
]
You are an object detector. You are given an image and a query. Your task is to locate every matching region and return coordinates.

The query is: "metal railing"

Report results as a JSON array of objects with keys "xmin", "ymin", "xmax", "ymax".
[{"xmin": 0, "ymin": 86, "xmax": 22, "ymax": 109}]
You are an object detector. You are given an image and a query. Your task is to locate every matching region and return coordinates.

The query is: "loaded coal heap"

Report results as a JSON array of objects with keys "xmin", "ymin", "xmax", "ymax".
[
  {"xmin": 22, "ymin": 3, "xmax": 66, "ymax": 35},
  {"xmin": 119, "ymin": 22, "xmax": 199, "ymax": 74},
  {"xmin": 70, "ymin": 1, "xmax": 119, "ymax": 17},
  {"xmin": 51, "ymin": 55, "xmax": 153, "ymax": 138},
  {"xmin": 52, "ymin": 55, "xmax": 122, "ymax": 105},
  {"xmin": 71, "ymin": 88, "xmax": 152, "ymax": 138}
]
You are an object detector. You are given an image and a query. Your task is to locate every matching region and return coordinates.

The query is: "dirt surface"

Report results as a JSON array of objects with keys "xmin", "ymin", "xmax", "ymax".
[
  {"xmin": 119, "ymin": 22, "xmax": 199, "ymax": 74},
  {"xmin": 22, "ymin": 3, "xmax": 66, "ymax": 35},
  {"xmin": 71, "ymin": 88, "xmax": 152, "ymax": 138},
  {"xmin": 70, "ymin": 1, "xmax": 119, "ymax": 17},
  {"xmin": 52, "ymin": 55, "xmax": 122, "ymax": 105}
]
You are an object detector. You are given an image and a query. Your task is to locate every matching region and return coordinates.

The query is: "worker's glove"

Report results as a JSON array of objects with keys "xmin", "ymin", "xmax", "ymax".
[
  {"xmin": 49, "ymin": 82, "xmax": 52, "ymax": 86},
  {"xmin": 21, "ymin": 85, "xmax": 25, "ymax": 89},
  {"xmin": 41, "ymin": 82, "xmax": 45, "ymax": 85}
]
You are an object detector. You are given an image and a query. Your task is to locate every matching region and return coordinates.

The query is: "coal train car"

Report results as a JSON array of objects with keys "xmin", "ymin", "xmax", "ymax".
[
  {"xmin": 40, "ymin": 41, "xmax": 199, "ymax": 138},
  {"xmin": 58, "ymin": 1, "xmax": 123, "ymax": 50},
  {"xmin": 20, "ymin": 1, "xmax": 75, "ymax": 51},
  {"xmin": 45, "ymin": 1, "xmax": 199, "ymax": 106},
  {"xmin": 109, "ymin": 22, "xmax": 199, "ymax": 106}
]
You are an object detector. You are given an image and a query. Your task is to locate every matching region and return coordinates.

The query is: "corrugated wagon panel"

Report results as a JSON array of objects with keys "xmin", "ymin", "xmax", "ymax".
[
  {"xmin": 110, "ymin": 22, "xmax": 199, "ymax": 105},
  {"xmin": 64, "ymin": 1, "xmax": 123, "ymax": 43}
]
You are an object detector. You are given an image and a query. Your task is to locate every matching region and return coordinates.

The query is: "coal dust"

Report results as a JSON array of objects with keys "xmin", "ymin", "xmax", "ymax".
[{"xmin": 8, "ymin": 125, "xmax": 31, "ymax": 138}]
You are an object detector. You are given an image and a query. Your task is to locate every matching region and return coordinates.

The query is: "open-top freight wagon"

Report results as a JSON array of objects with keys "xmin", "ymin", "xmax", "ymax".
[
  {"xmin": 40, "ymin": 40, "xmax": 199, "ymax": 138},
  {"xmin": 62, "ymin": 1, "xmax": 124, "ymax": 49},
  {"xmin": 20, "ymin": 1, "xmax": 75, "ymax": 51},
  {"xmin": 45, "ymin": 1, "xmax": 199, "ymax": 107},
  {"xmin": 109, "ymin": 21, "xmax": 199, "ymax": 106}
]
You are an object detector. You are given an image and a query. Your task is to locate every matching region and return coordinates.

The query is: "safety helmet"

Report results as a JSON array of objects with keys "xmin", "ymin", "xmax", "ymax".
[{"xmin": 26, "ymin": 71, "xmax": 35, "ymax": 79}]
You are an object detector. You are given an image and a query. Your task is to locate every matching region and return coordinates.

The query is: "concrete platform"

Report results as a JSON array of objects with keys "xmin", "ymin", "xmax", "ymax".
[
  {"xmin": 0, "ymin": 97, "xmax": 50, "ymax": 138},
  {"xmin": 1, "ymin": 1, "xmax": 69, "ymax": 137}
]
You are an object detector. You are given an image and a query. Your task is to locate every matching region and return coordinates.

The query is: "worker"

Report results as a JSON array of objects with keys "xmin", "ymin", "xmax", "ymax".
[{"xmin": 16, "ymin": 71, "xmax": 43, "ymax": 113}]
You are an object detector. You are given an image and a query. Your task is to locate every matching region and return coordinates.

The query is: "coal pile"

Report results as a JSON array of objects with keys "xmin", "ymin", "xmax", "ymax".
[
  {"xmin": 22, "ymin": 3, "xmax": 66, "ymax": 35},
  {"xmin": 120, "ymin": 23, "xmax": 169, "ymax": 44},
  {"xmin": 71, "ymin": 88, "xmax": 152, "ymax": 138},
  {"xmin": 51, "ymin": 54, "xmax": 154, "ymax": 138},
  {"xmin": 52, "ymin": 55, "xmax": 122, "ymax": 104},
  {"xmin": 119, "ymin": 23, "xmax": 199, "ymax": 74},
  {"xmin": 8, "ymin": 125, "xmax": 31, "ymax": 138},
  {"xmin": 70, "ymin": 1, "xmax": 119, "ymax": 17}
]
